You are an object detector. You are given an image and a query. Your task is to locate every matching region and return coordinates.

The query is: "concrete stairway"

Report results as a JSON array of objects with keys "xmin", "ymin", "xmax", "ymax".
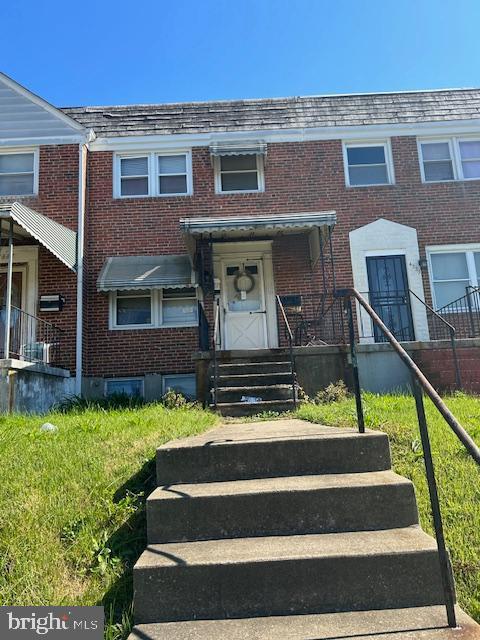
[
  {"xmin": 210, "ymin": 352, "xmax": 296, "ymax": 416},
  {"xmin": 129, "ymin": 419, "xmax": 480, "ymax": 640}
]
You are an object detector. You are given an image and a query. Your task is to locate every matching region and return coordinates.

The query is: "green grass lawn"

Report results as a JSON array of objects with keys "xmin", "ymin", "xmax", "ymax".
[
  {"xmin": 0, "ymin": 404, "xmax": 218, "ymax": 639},
  {"xmin": 298, "ymin": 392, "xmax": 480, "ymax": 623}
]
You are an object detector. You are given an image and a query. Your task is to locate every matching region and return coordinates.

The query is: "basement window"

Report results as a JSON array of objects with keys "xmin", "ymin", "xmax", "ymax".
[
  {"xmin": 162, "ymin": 373, "xmax": 196, "ymax": 399},
  {"xmin": 105, "ymin": 378, "xmax": 144, "ymax": 397}
]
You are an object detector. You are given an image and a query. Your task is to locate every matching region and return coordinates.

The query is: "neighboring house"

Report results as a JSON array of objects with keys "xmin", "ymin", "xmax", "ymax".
[{"xmin": 1, "ymin": 71, "xmax": 480, "ymax": 410}]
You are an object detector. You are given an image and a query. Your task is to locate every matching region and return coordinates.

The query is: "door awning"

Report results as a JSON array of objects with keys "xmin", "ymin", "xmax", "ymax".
[
  {"xmin": 209, "ymin": 141, "xmax": 267, "ymax": 157},
  {"xmin": 0, "ymin": 201, "xmax": 77, "ymax": 271},
  {"xmin": 97, "ymin": 254, "xmax": 195, "ymax": 291},
  {"xmin": 180, "ymin": 211, "xmax": 336, "ymax": 269}
]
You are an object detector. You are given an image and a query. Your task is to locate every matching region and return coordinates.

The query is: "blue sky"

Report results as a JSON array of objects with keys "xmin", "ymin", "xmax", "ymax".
[{"xmin": 1, "ymin": 0, "xmax": 479, "ymax": 107}]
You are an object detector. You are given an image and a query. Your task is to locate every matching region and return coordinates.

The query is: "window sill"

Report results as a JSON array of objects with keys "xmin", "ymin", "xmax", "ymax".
[
  {"xmin": 345, "ymin": 183, "xmax": 395, "ymax": 189},
  {"xmin": 110, "ymin": 323, "xmax": 198, "ymax": 331},
  {"xmin": 215, "ymin": 189, "xmax": 265, "ymax": 195},
  {"xmin": 113, "ymin": 193, "xmax": 193, "ymax": 200},
  {"xmin": 421, "ymin": 178, "xmax": 480, "ymax": 185}
]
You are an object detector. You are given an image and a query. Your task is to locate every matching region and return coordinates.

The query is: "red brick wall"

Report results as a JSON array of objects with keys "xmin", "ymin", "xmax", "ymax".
[
  {"xmin": 83, "ymin": 137, "xmax": 480, "ymax": 377},
  {"xmin": 0, "ymin": 145, "xmax": 79, "ymax": 373},
  {"xmin": 413, "ymin": 345, "xmax": 480, "ymax": 393}
]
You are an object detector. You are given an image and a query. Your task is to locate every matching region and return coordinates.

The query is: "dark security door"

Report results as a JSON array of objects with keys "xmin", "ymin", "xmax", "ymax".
[{"xmin": 366, "ymin": 255, "xmax": 415, "ymax": 342}]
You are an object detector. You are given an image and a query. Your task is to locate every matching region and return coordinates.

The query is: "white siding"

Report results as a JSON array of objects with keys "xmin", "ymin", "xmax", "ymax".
[{"xmin": 0, "ymin": 76, "xmax": 83, "ymax": 141}]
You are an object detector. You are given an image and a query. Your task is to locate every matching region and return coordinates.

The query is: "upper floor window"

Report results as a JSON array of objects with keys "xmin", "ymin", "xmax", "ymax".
[
  {"xmin": 418, "ymin": 138, "xmax": 480, "ymax": 182},
  {"xmin": 343, "ymin": 142, "xmax": 394, "ymax": 187},
  {"xmin": 214, "ymin": 154, "xmax": 264, "ymax": 193},
  {"xmin": 0, "ymin": 150, "xmax": 37, "ymax": 196},
  {"xmin": 115, "ymin": 151, "xmax": 192, "ymax": 198}
]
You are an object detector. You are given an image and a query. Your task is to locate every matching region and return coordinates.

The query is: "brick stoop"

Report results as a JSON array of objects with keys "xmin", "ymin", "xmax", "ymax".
[{"xmin": 129, "ymin": 419, "xmax": 480, "ymax": 640}]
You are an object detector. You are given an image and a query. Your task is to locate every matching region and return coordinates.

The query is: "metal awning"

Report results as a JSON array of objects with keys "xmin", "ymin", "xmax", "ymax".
[
  {"xmin": 209, "ymin": 141, "xmax": 267, "ymax": 156},
  {"xmin": 180, "ymin": 211, "xmax": 336, "ymax": 269},
  {"xmin": 0, "ymin": 202, "xmax": 77, "ymax": 271},
  {"xmin": 97, "ymin": 254, "xmax": 195, "ymax": 291}
]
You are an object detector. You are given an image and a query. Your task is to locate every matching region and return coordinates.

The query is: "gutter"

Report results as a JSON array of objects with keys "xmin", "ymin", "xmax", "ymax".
[{"xmin": 75, "ymin": 143, "xmax": 87, "ymax": 396}]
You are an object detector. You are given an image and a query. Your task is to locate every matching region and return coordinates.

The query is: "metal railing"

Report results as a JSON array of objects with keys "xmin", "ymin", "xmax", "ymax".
[
  {"xmin": 278, "ymin": 293, "xmax": 346, "ymax": 346},
  {"xmin": 337, "ymin": 287, "xmax": 480, "ymax": 629},
  {"xmin": 436, "ymin": 286, "xmax": 480, "ymax": 338},
  {"xmin": 276, "ymin": 295, "xmax": 297, "ymax": 408},
  {"xmin": 0, "ymin": 305, "xmax": 63, "ymax": 366},
  {"xmin": 211, "ymin": 298, "xmax": 221, "ymax": 408},
  {"xmin": 198, "ymin": 301, "xmax": 209, "ymax": 351}
]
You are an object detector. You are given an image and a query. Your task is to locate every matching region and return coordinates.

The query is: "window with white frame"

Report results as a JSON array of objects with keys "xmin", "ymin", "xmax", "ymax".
[
  {"xmin": 110, "ymin": 288, "xmax": 198, "ymax": 329},
  {"xmin": 116, "ymin": 152, "xmax": 191, "ymax": 197},
  {"xmin": 343, "ymin": 142, "xmax": 393, "ymax": 186},
  {"xmin": 215, "ymin": 154, "xmax": 264, "ymax": 193},
  {"xmin": 105, "ymin": 377, "xmax": 144, "ymax": 397},
  {"xmin": 162, "ymin": 373, "xmax": 196, "ymax": 399},
  {"xmin": 419, "ymin": 137, "xmax": 480, "ymax": 182},
  {"xmin": 0, "ymin": 151, "xmax": 37, "ymax": 196},
  {"xmin": 428, "ymin": 247, "xmax": 480, "ymax": 309}
]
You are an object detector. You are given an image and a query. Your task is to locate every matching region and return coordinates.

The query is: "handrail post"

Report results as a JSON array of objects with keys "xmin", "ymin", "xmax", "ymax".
[
  {"xmin": 465, "ymin": 286, "xmax": 476, "ymax": 337},
  {"xmin": 410, "ymin": 375, "xmax": 457, "ymax": 628},
  {"xmin": 346, "ymin": 295, "xmax": 365, "ymax": 433},
  {"xmin": 449, "ymin": 329, "xmax": 462, "ymax": 390}
]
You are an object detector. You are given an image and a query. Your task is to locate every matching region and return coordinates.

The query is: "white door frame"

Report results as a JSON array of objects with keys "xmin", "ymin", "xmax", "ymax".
[
  {"xmin": 0, "ymin": 246, "xmax": 38, "ymax": 317},
  {"xmin": 213, "ymin": 240, "xmax": 278, "ymax": 349}
]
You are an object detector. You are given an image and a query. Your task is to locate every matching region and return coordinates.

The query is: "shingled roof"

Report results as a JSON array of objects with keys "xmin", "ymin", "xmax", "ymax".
[{"xmin": 61, "ymin": 89, "xmax": 480, "ymax": 138}]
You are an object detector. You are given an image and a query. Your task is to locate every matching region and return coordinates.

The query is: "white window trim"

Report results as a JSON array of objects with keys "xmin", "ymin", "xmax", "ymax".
[
  {"xmin": 417, "ymin": 136, "xmax": 480, "ymax": 183},
  {"xmin": 342, "ymin": 140, "xmax": 395, "ymax": 188},
  {"xmin": 113, "ymin": 150, "xmax": 193, "ymax": 198},
  {"xmin": 162, "ymin": 373, "xmax": 196, "ymax": 397},
  {"xmin": 109, "ymin": 288, "xmax": 198, "ymax": 330},
  {"xmin": 105, "ymin": 377, "xmax": 145, "ymax": 397},
  {"xmin": 0, "ymin": 147, "xmax": 39, "ymax": 197},
  {"xmin": 426, "ymin": 243, "xmax": 480, "ymax": 310},
  {"xmin": 214, "ymin": 154, "xmax": 265, "ymax": 194}
]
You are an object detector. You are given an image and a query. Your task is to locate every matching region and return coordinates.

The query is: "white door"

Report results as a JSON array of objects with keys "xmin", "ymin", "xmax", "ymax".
[{"xmin": 222, "ymin": 259, "xmax": 268, "ymax": 349}]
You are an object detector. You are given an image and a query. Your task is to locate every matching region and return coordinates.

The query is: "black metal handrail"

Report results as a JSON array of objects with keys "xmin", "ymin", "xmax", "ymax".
[
  {"xmin": 212, "ymin": 298, "xmax": 221, "ymax": 408},
  {"xmin": 276, "ymin": 295, "xmax": 297, "ymax": 408},
  {"xmin": 337, "ymin": 287, "xmax": 480, "ymax": 629},
  {"xmin": 407, "ymin": 289, "xmax": 462, "ymax": 388},
  {"xmin": 198, "ymin": 301, "xmax": 209, "ymax": 351},
  {"xmin": 0, "ymin": 305, "xmax": 63, "ymax": 366}
]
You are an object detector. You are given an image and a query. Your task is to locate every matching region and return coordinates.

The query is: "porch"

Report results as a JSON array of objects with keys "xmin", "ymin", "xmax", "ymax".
[{"xmin": 0, "ymin": 202, "xmax": 76, "ymax": 411}]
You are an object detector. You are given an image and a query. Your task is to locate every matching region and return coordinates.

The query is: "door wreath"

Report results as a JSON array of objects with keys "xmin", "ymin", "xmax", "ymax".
[{"xmin": 233, "ymin": 269, "xmax": 255, "ymax": 294}]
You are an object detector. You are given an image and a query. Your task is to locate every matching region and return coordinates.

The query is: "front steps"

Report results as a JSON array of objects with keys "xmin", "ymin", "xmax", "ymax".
[
  {"xmin": 130, "ymin": 419, "xmax": 480, "ymax": 639},
  {"xmin": 210, "ymin": 352, "xmax": 296, "ymax": 416}
]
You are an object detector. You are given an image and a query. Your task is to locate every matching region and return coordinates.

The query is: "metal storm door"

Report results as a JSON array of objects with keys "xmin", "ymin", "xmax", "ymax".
[
  {"xmin": 222, "ymin": 259, "xmax": 268, "ymax": 349},
  {"xmin": 366, "ymin": 255, "xmax": 415, "ymax": 342}
]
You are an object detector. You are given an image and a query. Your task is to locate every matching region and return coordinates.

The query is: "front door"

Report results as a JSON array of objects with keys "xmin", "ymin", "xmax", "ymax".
[
  {"xmin": 366, "ymin": 255, "xmax": 415, "ymax": 342},
  {"xmin": 222, "ymin": 258, "xmax": 268, "ymax": 349}
]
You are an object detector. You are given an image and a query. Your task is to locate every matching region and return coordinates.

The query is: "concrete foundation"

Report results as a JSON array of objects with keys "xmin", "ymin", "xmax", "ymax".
[{"xmin": 0, "ymin": 359, "xmax": 74, "ymax": 413}]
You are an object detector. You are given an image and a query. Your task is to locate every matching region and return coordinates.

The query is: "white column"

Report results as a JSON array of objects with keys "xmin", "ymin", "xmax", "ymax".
[{"xmin": 4, "ymin": 219, "xmax": 14, "ymax": 359}]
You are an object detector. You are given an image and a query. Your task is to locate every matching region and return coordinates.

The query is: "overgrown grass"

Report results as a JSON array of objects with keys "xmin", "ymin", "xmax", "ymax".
[
  {"xmin": 0, "ymin": 404, "xmax": 218, "ymax": 639},
  {"xmin": 298, "ymin": 392, "xmax": 480, "ymax": 622}
]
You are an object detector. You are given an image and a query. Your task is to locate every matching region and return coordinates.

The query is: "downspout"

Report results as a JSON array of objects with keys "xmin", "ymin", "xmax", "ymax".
[{"xmin": 75, "ymin": 143, "xmax": 87, "ymax": 396}]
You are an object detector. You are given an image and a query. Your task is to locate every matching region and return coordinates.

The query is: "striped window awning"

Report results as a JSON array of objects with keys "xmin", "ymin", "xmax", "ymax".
[
  {"xmin": 97, "ymin": 254, "xmax": 195, "ymax": 291},
  {"xmin": 209, "ymin": 141, "xmax": 267, "ymax": 157}
]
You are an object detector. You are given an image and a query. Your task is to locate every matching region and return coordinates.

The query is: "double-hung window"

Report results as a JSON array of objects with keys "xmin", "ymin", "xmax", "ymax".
[
  {"xmin": 0, "ymin": 150, "xmax": 37, "ymax": 196},
  {"xmin": 428, "ymin": 246, "xmax": 480, "ymax": 309},
  {"xmin": 116, "ymin": 151, "xmax": 191, "ymax": 197},
  {"xmin": 419, "ymin": 138, "xmax": 480, "ymax": 182},
  {"xmin": 111, "ymin": 288, "xmax": 198, "ymax": 329},
  {"xmin": 343, "ymin": 142, "xmax": 394, "ymax": 186},
  {"xmin": 215, "ymin": 154, "xmax": 264, "ymax": 193}
]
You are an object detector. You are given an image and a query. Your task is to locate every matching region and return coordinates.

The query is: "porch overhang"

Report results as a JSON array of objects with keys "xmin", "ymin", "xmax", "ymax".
[
  {"xmin": 180, "ymin": 211, "xmax": 336, "ymax": 268},
  {"xmin": 0, "ymin": 202, "xmax": 77, "ymax": 271},
  {"xmin": 97, "ymin": 254, "xmax": 195, "ymax": 292}
]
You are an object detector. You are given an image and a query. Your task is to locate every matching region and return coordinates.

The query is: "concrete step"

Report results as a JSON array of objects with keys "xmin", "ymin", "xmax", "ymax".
[
  {"xmin": 218, "ymin": 361, "xmax": 292, "ymax": 375},
  {"xmin": 129, "ymin": 606, "xmax": 479, "ymax": 640},
  {"xmin": 216, "ymin": 384, "xmax": 294, "ymax": 403},
  {"xmin": 212, "ymin": 399, "xmax": 295, "ymax": 417},
  {"xmin": 147, "ymin": 470, "xmax": 418, "ymax": 543},
  {"xmin": 155, "ymin": 420, "xmax": 391, "ymax": 484},
  {"xmin": 133, "ymin": 526, "xmax": 445, "ymax": 623},
  {"xmin": 213, "ymin": 372, "xmax": 293, "ymax": 387},
  {"xmin": 214, "ymin": 348, "xmax": 291, "ymax": 364}
]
